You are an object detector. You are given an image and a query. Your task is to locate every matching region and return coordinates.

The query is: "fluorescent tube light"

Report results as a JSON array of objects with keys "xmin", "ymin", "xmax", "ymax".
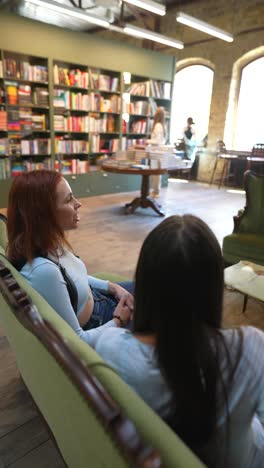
[
  {"xmin": 123, "ymin": 0, "xmax": 165, "ymax": 16},
  {"xmin": 176, "ymin": 12, "xmax": 233, "ymax": 42},
  {"xmin": 26, "ymin": 0, "xmax": 110, "ymax": 28},
  {"xmin": 123, "ymin": 24, "xmax": 184, "ymax": 49}
]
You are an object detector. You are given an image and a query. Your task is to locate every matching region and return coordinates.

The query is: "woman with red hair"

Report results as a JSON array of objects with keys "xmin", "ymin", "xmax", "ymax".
[{"xmin": 7, "ymin": 170, "xmax": 133, "ymax": 345}]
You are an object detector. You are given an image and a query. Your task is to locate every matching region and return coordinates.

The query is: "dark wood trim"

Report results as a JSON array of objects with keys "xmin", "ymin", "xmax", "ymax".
[
  {"xmin": 0, "ymin": 260, "xmax": 162, "ymax": 468},
  {"xmin": 0, "ymin": 213, "xmax": 7, "ymax": 223}
]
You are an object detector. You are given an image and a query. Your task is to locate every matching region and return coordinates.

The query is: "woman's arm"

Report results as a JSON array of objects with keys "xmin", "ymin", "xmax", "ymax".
[
  {"xmin": 23, "ymin": 262, "xmax": 129, "ymax": 347},
  {"xmin": 88, "ymin": 275, "xmax": 109, "ymax": 292}
]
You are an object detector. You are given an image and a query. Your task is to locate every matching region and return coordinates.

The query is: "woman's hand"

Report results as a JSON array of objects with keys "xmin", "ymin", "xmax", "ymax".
[
  {"xmin": 108, "ymin": 282, "xmax": 134, "ymax": 311},
  {"xmin": 113, "ymin": 294, "xmax": 132, "ymax": 327}
]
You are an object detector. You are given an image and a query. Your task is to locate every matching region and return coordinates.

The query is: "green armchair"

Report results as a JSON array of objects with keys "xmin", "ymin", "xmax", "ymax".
[{"xmin": 222, "ymin": 171, "xmax": 264, "ymax": 266}]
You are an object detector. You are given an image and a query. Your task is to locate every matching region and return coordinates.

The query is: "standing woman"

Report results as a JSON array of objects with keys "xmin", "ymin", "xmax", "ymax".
[
  {"xmin": 95, "ymin": 215, "xmax": 264, "ymax": 467},
  {"xmin": 149, "ymin": 107, "xmax": 166, "ymax": 197},
  {"xmin": 7, "ymin": 170, "xmax": 133, "ymax": 346}
]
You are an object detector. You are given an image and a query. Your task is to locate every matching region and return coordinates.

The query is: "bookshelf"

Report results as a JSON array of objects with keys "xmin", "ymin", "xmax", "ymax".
[
  {"xmin": 53, "ymin": 60, "xmax": 121, "ymax": 175},
  {"xmin": 122, "ymin": 73, "xmax": 172, "ymax": 150},
  {"xmin": 0, "ymin": 50, "xmax": 51, "ymax": 179},
  {"xmin": 0, "ymin": 51, "xmax": 172, "ymax": 181}
]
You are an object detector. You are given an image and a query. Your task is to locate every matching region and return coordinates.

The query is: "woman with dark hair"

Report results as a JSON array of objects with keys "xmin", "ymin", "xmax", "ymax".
[
  {"xmin": 7, "ymin": 170, "xmax": 133, "ymax": 345},
  {"xmin": 94, "ymin": 215, "xmax": 264, "ymax": 467}
]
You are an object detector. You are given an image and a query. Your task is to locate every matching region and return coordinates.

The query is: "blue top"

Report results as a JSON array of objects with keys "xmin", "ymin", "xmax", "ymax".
[
  {"xmin": 20, "ymin": 250, "xmax": 116, "ymax": 346},
  {"xmin": 94, "ymin": 326, "xmax": 264, "ymax": 468}
]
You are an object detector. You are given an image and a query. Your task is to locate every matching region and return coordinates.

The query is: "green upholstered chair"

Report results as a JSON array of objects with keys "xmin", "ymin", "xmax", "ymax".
[
  {"xmin": 222, "ymin": 171, "xmax": 264, "ymax": 266},
  {"xmin": 0, "ymin": 253, "xmax": 204, "ymax": 468}
]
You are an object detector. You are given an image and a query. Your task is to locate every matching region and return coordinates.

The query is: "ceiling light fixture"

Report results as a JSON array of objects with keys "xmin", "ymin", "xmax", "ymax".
[
  {"xmin": 123, "ymin": 0, "xmax": 165, "ymax": 16},
  {"xmin": 26, "ymin": 0, "xmax": 110, "ymax": 28},
  {"xmin": 122, "ymin": 24, "xmax": 184, "ymax": 49},
  {"xmin": 176, "ymin": 12, "xmax": 234, "ymax": 42}
]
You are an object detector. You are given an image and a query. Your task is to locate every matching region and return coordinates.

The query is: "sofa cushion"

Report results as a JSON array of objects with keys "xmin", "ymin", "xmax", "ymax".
[{"xmin": 223, "ymin": 233, "xmax": 264, "ymax": 266}]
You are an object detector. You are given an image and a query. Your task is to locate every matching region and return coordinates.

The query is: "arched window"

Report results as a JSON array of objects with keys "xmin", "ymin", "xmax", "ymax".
[
  {"xmin": 170, "ymin": 65, "xmax": 214, "ymax": 144},
  {"xmin": 234, "ymin": 57, "xmax": 264, "ymax": 150}
]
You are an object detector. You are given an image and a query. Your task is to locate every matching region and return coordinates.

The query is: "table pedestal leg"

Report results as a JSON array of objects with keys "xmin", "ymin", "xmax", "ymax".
[{"xmin": 125, "ymin": 175, "xmax": 165, "ymax": 216}]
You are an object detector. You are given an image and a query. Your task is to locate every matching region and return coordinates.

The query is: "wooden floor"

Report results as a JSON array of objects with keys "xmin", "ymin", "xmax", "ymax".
[{"xmin": 0, "ymin": 180, "xmax": 263, "ymax": 467}]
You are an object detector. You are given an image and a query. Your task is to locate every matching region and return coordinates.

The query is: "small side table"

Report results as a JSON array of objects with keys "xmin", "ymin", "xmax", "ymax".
[
  {"xmin": 101, "ymin": 163, "xmax": 167, "ymax": 216},
  {"xmin": 224, "ymin": 261, "xmax": 264, "ymax": 312}
]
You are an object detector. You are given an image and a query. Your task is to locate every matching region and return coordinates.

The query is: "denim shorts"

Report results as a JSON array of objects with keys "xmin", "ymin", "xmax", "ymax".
[{"xmin": 84, "ymin": 281, "xmax": 134, "ymax": 330}]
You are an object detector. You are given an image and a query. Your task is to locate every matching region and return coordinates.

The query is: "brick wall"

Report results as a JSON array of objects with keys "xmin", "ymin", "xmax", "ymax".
[
  {"xmin": 162, "ymin": 0, "xmax": 264, "ymax": 180},
  {"xmin": 98, "ymin": 0, "xmax": 264, "ymax": 181}
]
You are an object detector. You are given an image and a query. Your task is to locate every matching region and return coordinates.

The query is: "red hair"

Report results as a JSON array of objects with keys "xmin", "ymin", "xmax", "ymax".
[{"xmin": 7, "ymin": 170, "xmax": 71, "ymax": 267}]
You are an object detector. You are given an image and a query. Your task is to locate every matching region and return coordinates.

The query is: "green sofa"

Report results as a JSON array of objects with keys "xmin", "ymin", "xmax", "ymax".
[
  {"xmin": 222, "ymin": 171, "xmax": 264, "ymax": 266},
  {"xmin": 0, "ymin": 216, "xmax": 204, "ymax": 468}
]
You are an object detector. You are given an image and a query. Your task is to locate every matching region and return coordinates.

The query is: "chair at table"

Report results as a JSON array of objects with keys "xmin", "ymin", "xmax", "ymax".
[
  {"xmin": 222, "ymin": 170, "xmax": 264, "ymax": 266},
  {"xmin": 210, "ymin": 140, "xmax": 239, "ymax": 188},
  {"xmin": 247, "ymin": 143, "xmax": 264, "ymax": 172}
]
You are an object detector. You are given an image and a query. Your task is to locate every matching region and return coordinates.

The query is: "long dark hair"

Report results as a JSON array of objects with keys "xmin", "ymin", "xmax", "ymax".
[
  {"xmin": 7, "ymin": 170, "xmax": 71, "ymax": 268},
  {"xmin": 133, "ymin": 215, "xmax": 242, "ymax": 456}
]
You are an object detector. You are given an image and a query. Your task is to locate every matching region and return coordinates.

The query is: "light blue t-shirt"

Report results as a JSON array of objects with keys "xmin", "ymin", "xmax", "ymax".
[
  {"xmin": 94, "ymin": 326, "xmax": 264, "ymax": 468},
  {"xmin": 20, "ymin": 250, "xmax": 116, "ymax": 346}
]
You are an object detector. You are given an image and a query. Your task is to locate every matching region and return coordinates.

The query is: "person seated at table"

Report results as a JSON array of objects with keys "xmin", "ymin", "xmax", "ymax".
[
  {"xmin": 94, "ymin": 214, "xmax": 264, "ymax": 467},
  {"xmin": 7, "ymin": 170, "xmax": 133, "ymax": 346}
]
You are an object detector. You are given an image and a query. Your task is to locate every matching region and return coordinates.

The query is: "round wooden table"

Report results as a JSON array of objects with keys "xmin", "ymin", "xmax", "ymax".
[{"xmin": 101, "ymin": 163, "xmax": 167, "ymax": 216}]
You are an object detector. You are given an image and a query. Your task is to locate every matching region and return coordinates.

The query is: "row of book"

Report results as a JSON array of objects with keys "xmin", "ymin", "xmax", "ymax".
[
  {"xmin": 88, "ymin": 135, "xmax": 119, "ymax": 153},
  {"xmin": 53, "ymin": 91, "xmax": 121, "ymax": 113},
  {"xmin": 55, "ymin": 159, "xmax": 89, "ymax": 175},
  {"xmin": 123, "ymin": 100, "xmax": 152, "ymax": 115},
  {"xmin": 55, "ymin": 139, "xmax": 88, "ymax": 154},
  {"xmin": 20, "ymin": 139, "xmax": 51, "ymax": 155},
  {"xmin": 4, "ymin": 59, "xmax": 48, "ymax": 82},
  {"xmin": 52, "ymin": 137, "xmax": 120, "ymax": 154},
  {"xmin": 122, "ymin": 138, "xmax": 147, "ymax": 150},
  {"xmin": 126, "ymin": 80, "xmax": 171, "ymax": 99},
  {"xmin": 0, "ymin": 88, "xmax": 5, "ymax": 105},
  {"xmin": 90, "ymin": 94, "xmax": 120, "ymax": 113},
  {"xmin": 123, "ymin": 119, "xmax": 152, "ymax": 134},
  {"xmin": 0, "ymin": 111, "xmax": 7, "ymax": 130},
  {"xmin": 54, "ymin": 90, "xmax": 89, "ymax": 111},
  {"xmin": 54, "ymin": 115, "xmax": 119, "ymax": 133},
  {"xmin": 0, "ymin": 138, "xmax": 7, "ymax": 155},
  {"xmin": 54, "ymin": 66, "xmax": 89, "ymax": 88},
  {"xmin": 53, "ymin": 65, "xmax": 120, "ymax": 92},
  {"xmin": 0, "ymin": 158, "xmax": 52, "ymax": 179},
  {"xmin": 5, "ymin": 83, "xmax": 49, "ymax": 107},
  {"xmin": 54, "ymin": 115, "xmax": 89, "ymax": 132},
  {"xmin": 7, "ymin": 109, "xmax": 48, "ymax": 133},
  {"xmin": 92, "ymin": 73, "xmax": 119, "ymax": 92},
  {"xmin": 1, "ymin": 138, "xmax": 51, "ymax": 156},
  {"xmin": 89, "ymin": 114, "xmax": 117, "ymax": 133}
]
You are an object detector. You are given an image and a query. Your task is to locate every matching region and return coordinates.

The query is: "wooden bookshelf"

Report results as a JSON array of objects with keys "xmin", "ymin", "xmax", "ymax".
[
  {"xmin": 0, "ymin": 51, "xmax": 172, "ymax": 180},
  {"xmin": 0, "ymin": 50, "xmax": 51, "ymax": 179},
  {"xmin": 122, "ymin": 73, "xmax": 172, "ymax": 150}
]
